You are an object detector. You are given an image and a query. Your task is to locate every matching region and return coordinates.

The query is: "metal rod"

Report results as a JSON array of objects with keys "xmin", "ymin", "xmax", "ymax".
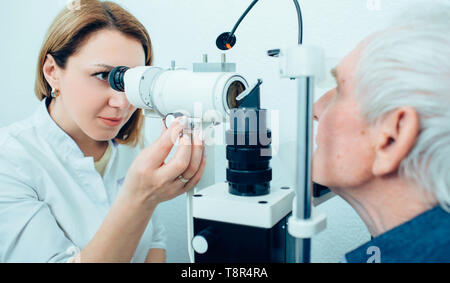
[{"xmin": 294, "ymin": 76, "xmax": 314, "ymax": 262}]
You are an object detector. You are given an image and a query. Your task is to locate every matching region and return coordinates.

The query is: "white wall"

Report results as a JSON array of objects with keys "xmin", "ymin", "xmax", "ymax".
[{"xmin": 0, "ymin": 0, "xmax": 415, "ymax": 262}]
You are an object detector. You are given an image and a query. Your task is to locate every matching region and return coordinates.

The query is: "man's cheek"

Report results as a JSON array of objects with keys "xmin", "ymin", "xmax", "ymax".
[{"xmin": 317, "ymin": 114, "xmax": 347, "ymax": 146}]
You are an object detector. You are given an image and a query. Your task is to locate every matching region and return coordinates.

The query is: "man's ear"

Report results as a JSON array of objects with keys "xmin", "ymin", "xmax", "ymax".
[
  {"xmin": 42, "ymin": 54, "xmax": 61, "ymax": 90},
  {"xmin": 371, "ymin": 107, "xmax": 420, "ymax": 176}
]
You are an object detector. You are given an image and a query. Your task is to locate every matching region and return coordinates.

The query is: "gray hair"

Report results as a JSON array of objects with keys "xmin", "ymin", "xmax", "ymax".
[{"xmin": 355, "ymin": 1, "xmax": 450, "ymax": 211}]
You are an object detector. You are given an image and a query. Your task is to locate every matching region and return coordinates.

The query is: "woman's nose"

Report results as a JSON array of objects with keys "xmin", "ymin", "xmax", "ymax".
[{"xmin": 108, "ymin": 91, "xmax": 129, "ymax": 109}]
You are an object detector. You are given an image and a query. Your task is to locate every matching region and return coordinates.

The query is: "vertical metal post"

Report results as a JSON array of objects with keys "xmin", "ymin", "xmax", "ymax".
[{"xmin": 294, "ymin": 76, "xmax": 314, "ymax": 263}]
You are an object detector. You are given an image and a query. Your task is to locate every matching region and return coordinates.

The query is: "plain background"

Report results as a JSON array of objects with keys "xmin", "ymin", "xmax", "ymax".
[{"xmin": 0, "ymin": 0, "xmax": 418, "ymax": 262}]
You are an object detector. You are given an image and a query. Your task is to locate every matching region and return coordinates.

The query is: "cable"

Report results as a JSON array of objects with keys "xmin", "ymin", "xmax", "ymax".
[
  {"xmin": 223, "ymin": 0, "xmax": 303, "ymax": 47},
  {"xmin": 293, "ymin": 0, "xmax": 303, "ymax": 45},
  {"xmin": 226, "ymin": 0, "xmax": 259, "ymax": 42}
]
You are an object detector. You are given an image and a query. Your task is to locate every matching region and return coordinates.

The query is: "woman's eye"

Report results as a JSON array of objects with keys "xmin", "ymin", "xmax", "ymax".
[{"xmin": 94, "ymin": 72, "xmax": 110, "ymax": 81}]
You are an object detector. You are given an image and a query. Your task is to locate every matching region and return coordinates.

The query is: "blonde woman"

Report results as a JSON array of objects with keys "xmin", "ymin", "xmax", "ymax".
[{"xmin": 0, "ymin": 0, "xmax": 205, "ymax": 263}]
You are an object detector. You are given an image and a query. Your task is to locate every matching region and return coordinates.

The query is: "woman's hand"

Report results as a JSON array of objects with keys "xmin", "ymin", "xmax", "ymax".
[{"xmin": 121, "ymin": 117, "xmax": 206, "ymax": 210}]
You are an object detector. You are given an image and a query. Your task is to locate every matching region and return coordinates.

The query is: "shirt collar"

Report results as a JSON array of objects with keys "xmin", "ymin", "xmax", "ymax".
[{"xmin": 345, "ymin": 205, "xmax": 449, "ymax": 262}]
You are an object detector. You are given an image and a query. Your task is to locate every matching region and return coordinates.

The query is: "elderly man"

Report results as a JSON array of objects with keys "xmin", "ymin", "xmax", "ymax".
[{"xmin": 313, "ymin": 2, "xmax": 450, "ymax": 263}]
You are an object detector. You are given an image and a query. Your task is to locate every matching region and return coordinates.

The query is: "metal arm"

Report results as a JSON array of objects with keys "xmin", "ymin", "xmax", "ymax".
[{"xmin": 277, "ymin": 45, "xmax": 327, "ymax": 263}]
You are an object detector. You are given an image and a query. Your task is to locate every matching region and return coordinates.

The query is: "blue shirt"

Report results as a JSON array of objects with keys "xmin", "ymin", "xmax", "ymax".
[{"xmin": 345, "ymin": 205, "xmax": 450, "ymax": 263}]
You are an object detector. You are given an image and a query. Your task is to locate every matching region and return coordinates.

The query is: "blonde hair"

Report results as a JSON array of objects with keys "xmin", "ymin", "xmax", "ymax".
[{"xmin": 35, "ymin": 0, "xmax": 153, "ymax": 147}]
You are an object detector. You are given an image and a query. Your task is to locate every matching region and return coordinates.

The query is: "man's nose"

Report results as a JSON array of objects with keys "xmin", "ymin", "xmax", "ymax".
[{"xmin": 313, "ymin": 88, "xmax": 335, "ymax": 121}]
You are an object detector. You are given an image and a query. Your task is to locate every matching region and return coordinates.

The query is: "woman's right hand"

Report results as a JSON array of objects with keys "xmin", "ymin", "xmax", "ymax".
[{"xmin": 120, "ymin": 116, "xmax": 206, "ymax": 210}]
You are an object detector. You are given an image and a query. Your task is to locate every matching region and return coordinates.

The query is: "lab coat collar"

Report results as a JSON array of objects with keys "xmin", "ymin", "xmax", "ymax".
[{"xmin": 34, "ymin": 97, "xmax": 118, "ymax": 162}]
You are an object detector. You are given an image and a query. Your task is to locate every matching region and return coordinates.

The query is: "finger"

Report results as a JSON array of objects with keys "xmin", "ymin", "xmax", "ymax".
[
  {"xmin": 181, "ymin": 130, "xmax": 204, "ymax": 179},
  {"xmin": 159, "ymin": 132, "xmax": 192, "ymax": 180},
  {"xmin": 150, "ymin": 117, "xmax": 188, "ymax": 166},
  {"xmin": 159, "ymin": 116, "xmax": 188, "ymax": 145},
  {"xmin": 182, "ymin": 154, "xmax": 207, "ymax": 192}
]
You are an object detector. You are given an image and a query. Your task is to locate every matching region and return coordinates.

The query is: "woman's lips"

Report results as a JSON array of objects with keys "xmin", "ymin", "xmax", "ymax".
[{"xmin": 99, "ymin": 117, "xmax": 123, "ymax": 127}]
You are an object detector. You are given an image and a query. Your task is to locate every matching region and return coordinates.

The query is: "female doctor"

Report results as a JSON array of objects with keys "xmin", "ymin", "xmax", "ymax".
[{"xmin": 0, "ymin": 0, "xmax": 206, "ymax": 262}]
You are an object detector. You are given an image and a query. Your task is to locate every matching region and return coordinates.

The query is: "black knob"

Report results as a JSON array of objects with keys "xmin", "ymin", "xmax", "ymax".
[
  {"xmin": 216, "ymin": 32, "xmax": 237, "ymax": 50},
  {"xmin": 192, "ymin": 227, "xmax": 217, "ymax": 254}
]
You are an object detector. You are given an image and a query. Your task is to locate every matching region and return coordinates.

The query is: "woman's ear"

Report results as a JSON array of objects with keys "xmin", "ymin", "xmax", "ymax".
[
  {"xmin": 371, "ymin": 107, "xmax": 420, "ymax": 176},
  {"xmin": 42, "ymin": 54, "xmax": 61, "ymax": 90}
]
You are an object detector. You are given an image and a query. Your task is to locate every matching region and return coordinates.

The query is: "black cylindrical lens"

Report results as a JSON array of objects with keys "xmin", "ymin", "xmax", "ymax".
[
  {"xmin": 108, "ymin": 66, "xmax": 129, "ymax": 92},
  {"xmin": 226, "ymin": 108, "xmax": 272, "ymax": 196}
]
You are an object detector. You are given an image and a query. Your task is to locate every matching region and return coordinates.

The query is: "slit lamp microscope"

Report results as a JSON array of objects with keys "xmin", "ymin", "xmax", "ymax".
[{"xmin": 108, "ymin": 0, "xmax": 333, "ymax": 263}]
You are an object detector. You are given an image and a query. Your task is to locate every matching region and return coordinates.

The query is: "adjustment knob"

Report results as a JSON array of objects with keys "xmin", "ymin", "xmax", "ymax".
[
  {"xmin": 192, "ymin": 227, "xmax": 216, "ymax": 254},
  {"xmin": 192, "ymin": 235, "xmax": 208, "ymax": 254}
]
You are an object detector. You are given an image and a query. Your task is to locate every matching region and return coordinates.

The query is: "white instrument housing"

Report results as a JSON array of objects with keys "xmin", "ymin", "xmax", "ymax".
[{"xmin": 123, "ymin": 66, "xmax": 249, "ymax": 122}]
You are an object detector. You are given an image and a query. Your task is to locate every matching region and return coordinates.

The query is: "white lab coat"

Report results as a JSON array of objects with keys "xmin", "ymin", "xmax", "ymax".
[{"xmin": 0, "ymin": 97, "xmax": 166, "ymax": 263}]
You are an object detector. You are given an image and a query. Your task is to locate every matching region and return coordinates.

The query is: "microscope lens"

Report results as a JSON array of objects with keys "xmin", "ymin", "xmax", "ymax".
[
  {"xmin": 227, "ymin": 81, "xmax": 246, "ymax": 109},
  {"xmin": 226, "ymin": 108, "xmax": 272, "ymax": 197}
]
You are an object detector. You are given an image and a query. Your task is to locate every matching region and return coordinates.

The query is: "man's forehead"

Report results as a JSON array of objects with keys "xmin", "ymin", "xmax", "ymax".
[{"xmin": 336, "ymin": 40, "xmax": 368, "ymax": 82}]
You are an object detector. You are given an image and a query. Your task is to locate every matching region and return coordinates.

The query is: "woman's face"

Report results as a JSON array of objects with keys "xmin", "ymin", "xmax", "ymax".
[{"xmin": 50, "ymin": 29, "xmax": 146, "ymax": 141}]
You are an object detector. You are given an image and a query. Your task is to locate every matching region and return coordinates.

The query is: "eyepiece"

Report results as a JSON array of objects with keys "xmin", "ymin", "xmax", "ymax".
[{"xmin": 108, "ymin": 66, "xmax": 129, "ymax": 92}]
